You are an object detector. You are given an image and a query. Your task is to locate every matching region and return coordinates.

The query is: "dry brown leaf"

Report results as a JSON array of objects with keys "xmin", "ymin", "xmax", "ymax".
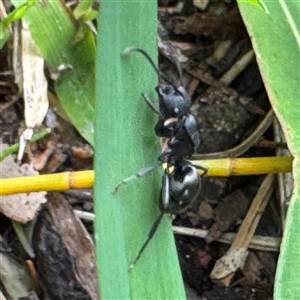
[
  {"xmin": 242, "ymin": 252, "xmax": 261, "ymax": 283},
  {"xmin": 16, "ymin": 20, "xmax": 49, "ymax": 161},
  {"xmin": 47, "ymin": 193, "xmax": 99, "ymax": 300},
  {"xmin": 206, "ymin": 189, "xmax": 248, "ymax": 243},
  {"xmin": 205, "ymin": 222, "xmax": 222, "ymax": 243},
  {"xmin": 26, "ymin": 138, "xmax": 56, "ymax": 170},
  {"xmin": 22, "ymin": 21, "xmax": 48, "ymax": 128},
  {"xmin": 198, "ymin": 200, "xmax": 213, "ymax": 220},
  {"xmin": 193, "ymin": 0, "xmax": 209, "ymax": 11},
  {"xmin": 0, "ymin": 144, "xmax": 46, "ymax": 223},
  {"xmin": 214, "ymin": 189, "xmax": 249, "ymax": 232}
]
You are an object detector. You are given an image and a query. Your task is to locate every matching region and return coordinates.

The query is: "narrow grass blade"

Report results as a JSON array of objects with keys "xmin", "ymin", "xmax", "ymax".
[
  {"xmin": 94, "ymin": 1, "xmax": 186, "ymax": 299},
  {"xmin": 11, "ymin": 0, "xmax": 96, "ymax": 145},
  {"xmin": 238, "ymin": 2, "xmax": 300, "ymax": 299}
]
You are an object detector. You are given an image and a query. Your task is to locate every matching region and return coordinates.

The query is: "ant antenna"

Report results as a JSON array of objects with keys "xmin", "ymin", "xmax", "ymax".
[
  {"xmin": 122, "ymin": 47, "xmax": 184, "ymax": 96},
  {"xmin": 129, "ymin": 212, "xmax": 164, "ymax": 270}
]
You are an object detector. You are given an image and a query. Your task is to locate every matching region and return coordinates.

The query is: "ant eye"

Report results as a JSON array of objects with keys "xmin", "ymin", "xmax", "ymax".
[
  {"xmin": 163, "ymin": 86, "xmax": 171, "ymax": 95},
  {"xmin": 174, "ymin": 89, "xmax": 183, "ymax": 97}
]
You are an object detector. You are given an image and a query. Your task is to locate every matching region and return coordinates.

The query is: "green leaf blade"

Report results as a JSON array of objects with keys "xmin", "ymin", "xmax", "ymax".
[
  {"xmin": 95, "ymin": 1, "xmax": 186, "ymax": 299},
  {"xmin": 237, "ymin": 0, "xmax": 269, "ymax": 13},
  {"xmin": 238, "ymin": 2, "xmax": 300, "ymax": 299},
  {"xmin": 11, "ymin": 0, "xmax": 96, "ymax": 145}
]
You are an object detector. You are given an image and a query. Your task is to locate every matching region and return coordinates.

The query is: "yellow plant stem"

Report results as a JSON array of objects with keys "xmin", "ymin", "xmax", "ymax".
[
  {"xmin": 0, "ymin": 170, "xmax": 94, "ymax": 195},
  {"xmin": 0, "ymin": 157, "xmax": 293, "ymax": 196},
  {"xmin": 195, "ymin": 156, "xmax": 293, "ymax": 177}
]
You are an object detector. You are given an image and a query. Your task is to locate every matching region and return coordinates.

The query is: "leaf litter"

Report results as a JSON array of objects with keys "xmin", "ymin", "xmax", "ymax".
[
  {"xmin": 0, "ymin": 144, "xmax": 47, "ymax": 223},
  {"xmin": 0, "ymin": 0, "xmax": 292, "ymax": 299}
]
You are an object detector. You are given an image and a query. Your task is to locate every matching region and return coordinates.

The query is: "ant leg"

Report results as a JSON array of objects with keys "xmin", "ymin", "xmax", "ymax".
[
  {"xmin": 129, "ymin": 212, "xmax": 164, "ymax": 270},
  {"xmin": 142, "ymin": 93, "xmax": 163, "ymax": 118},
  {"xmin": 112, "ymin": 163, "xmax": 161, "ymax": 194},
  {"xmin": 193, "ymin": 164, "xmax": 208, "ymax": 177}
]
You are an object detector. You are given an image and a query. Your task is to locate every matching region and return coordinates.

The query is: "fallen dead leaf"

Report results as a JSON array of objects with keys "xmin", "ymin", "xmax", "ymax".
[
  {"xmin": 193, "ymin": 0, "xmax": 209, "ymax": 11},
  {"xmin": 46, "ymin": 193, "xmax": 99, "ymax": 300},
  {"xmin": 206, "ymin": 189, "xmax": 249, "ymax": 243},
  {"xmin": 26, "ymin": 138, "xmax": 56, "ymax": 170},
  {"xmin": 0, "ymin": 144, "xmax": 46, "ymax": 223},
  {"xmin": 15, "ymin": 20, "xmax": 49, "ymax": 161},
  {"xmin": 198, "ymin": 200, "xmax": 213, "ymax": 220},
  {"xmin": 215, "ymin": 190, "xmax": 249, "ymax": 231},
  {"xmin": 242, "ymin": 252, "xmax": 261, "ymax": 283}
]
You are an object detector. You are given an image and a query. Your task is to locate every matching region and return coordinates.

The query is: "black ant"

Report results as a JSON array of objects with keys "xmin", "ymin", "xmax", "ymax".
[{"xmin": 121, "ymin": 47, "xmax": 207, "ymax": 268}]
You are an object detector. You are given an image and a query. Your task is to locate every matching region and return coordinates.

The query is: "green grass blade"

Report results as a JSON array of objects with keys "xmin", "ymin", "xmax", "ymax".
[
  {"xmin": 94, "ymin": 1, "xmax": 186, "ymax": 299},
  {"xmin": 0, "ymin": 128, "xmax": 50, "ymax": 162},
  {"xmin": 237, "ymin": 0, "xmax": 269, "ymax": 13},
  {"xmin": 11, "ymin": 0, "xmax": 96, "ymax": 145},
  {"xmin": 0, "ymin": 0, "xmax": 36, "ymax": 49},
  {"xmin": 238, "ymin": 2, "xmax": 300, "ymax": 299}
]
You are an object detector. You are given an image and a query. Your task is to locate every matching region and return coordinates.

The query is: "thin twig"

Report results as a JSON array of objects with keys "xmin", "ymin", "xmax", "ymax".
[
  {"xmin": 74, "ymin": 210, "xmax": 95, "ymax": 221},
  {"xmin": 173, "ymin": 226, "xmax": 280, "ymax": 252},
  {"xmin": 210, "ymin": 174, "xmax": 275, "ymax": 285},
  {"xmin": 220, "ymin": 50, "xmax": 254, "ymax": 85},
  {"xmin": 74, "ymin": 211, "xmax": 281, "ymax": 252},
  {"xmin": 192, "ymin": 109, "xmax": 274, "ymax": 159}
]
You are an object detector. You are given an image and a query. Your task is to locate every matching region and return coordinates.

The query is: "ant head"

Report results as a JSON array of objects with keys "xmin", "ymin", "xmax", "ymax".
[
  {"xmin": 123, "ymin": 47, "xmax": 191, "ymax": 117},
  {"xmin": 156, "ymin": 85, "xmax": 191, "ymax": 118}
]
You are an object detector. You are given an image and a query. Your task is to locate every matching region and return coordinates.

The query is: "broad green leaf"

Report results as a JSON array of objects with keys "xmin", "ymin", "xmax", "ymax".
[
  {"xmin": 11, "ymin": 0, "xmax": 96, "ymax": 145},
  {"xmin": 238, "ymin": 2, "xmax": 300, "ymax": 299},
  {"xmin": 94, "ymin": 1, "xmax": 186, "ymax": 299},
  {"xmin": 237, "ymin": 0, "xmax": 269, "ymax": 13}
]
